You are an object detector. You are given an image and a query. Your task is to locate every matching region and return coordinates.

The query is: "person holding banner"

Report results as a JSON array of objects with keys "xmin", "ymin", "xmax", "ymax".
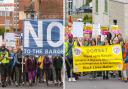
[
  {"xmin": 112, "ymin": 36, "xmax": 122, "ymax": 80},
  {"xmin": 65, "ymin": 35, "xmax": 77, "ymax": 82},
  {"xmin": 84, "ymin": 38, "xmax": 90, "ymax": 46},
  {"xmin": 89, "ymin": 39, "xmax": 97, "ymax": 80},
  {"xmin": 96, "ymin": 35, "xmax": 104, "ymax": 77},
  {"xmin": 102, "ymin": 38, "xmax": 110, "ymax": 80},
  {"xmin": 122, "ymin": 40, "xmax": 128, "ymax": 82},
  {"xmin": 96, "ymin": 35, "xmax": 104, "ymax": 45}
]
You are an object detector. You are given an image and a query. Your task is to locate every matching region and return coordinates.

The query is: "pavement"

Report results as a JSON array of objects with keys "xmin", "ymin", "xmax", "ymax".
[
  {"xmin": 65, "ymin": 77, "xmax": 128, "ymax": 89},
  {"xmin": 0, "ymin": 82, "xmax": 63, "ymax": 89}
]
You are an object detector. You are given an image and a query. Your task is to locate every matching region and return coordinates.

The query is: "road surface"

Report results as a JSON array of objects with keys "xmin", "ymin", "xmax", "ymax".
[{"xmin": 65, "ymin": 77, "xmax": 128, "ymax": 89}]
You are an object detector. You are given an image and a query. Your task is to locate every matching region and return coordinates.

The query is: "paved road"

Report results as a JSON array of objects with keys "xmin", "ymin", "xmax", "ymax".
[
  {"xmin": 0, "ymin": 83, "xmax": 63, "ymax": 89},
  {"xmin": 65, "ymin": 78, "xmax": 128, "ymax": 89}
]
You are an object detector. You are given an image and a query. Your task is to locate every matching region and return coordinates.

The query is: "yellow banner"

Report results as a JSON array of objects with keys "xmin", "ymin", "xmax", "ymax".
[
  {"xmin": 73, "ymin": 45, "xmax": 123, "ymax": 72},
  {"xmin": 101, "ymin": 26, "xmax": 109, "ymax": 31},
  {"xmin": 84, "ymin": 25, "xmax": 93, "ymax": 31},
  {"xmin": 111, "ymin": 25, "xmax": 119, "ymax": 30}
]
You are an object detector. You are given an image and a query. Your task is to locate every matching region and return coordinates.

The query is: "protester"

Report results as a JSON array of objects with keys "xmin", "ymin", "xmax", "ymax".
[
  {"xmin": 102, "ymin": 38, "xmax": 110, "ymax": 80},
  {"xmin": 15, "ymin": 47, "xmax": 22, "ymax": 86},
  {"xmin": 25, "ymin": 55, "xmax": 36, "ymax": 86},
  {"xmin": 65, "ymin": 36, "xmax": 77, "ymax": 82},
  {"xmin": 37, "ymin": 55, "xmax": 44, "ymax": 83},
  {"xmin": 53, "ymin": 55, "xmax": 63, "ymax": 85},
  {"xmin": 96, "ymin": 35, "xmax": 104, "ymax": 77},
  {"xmin": 0, "ymin": 45, "xmax": 10, "ymax": 87},
  {"xmin": 8, "ymin": 47, "xmax": 16, "ymax": 85},
  {"xmin": 43, "ymin": 55, "xmax": 52, "ymax": 86},
  {"xmin": 122, "ymin": 39, "xmax": 128, "ymax": 82},
  {"xmin": 112, "ymin": 36, "xmax": 122, "ymax": 80},
  {"xmin": 89, "ymin": 39, "xmax": 97, "ymax": 80}
]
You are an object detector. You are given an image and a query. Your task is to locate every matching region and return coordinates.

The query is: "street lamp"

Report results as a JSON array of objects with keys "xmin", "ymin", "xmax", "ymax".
[{"xmin": 4, "ymin": 6, "xmax": 8, "ymax": 34}]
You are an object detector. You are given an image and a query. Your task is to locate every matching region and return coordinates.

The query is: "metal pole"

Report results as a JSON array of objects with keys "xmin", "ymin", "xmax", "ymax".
[
  {"xmin": 15, "ymin": 0, "xmax": 18, "ymax": 32},
  {"xmin": 4, "ymin": 7, "xmax": 7, "ymax": 34}
]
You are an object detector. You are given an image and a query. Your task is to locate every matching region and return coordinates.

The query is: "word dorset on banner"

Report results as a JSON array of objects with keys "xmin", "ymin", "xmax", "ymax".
[
  {"xmin": 73, "ymin": 45, "xmax": 123, "ymax": 72},
  {"xmin": 23, "ymin": 19, "xmax": 63, "ymax": 55}
]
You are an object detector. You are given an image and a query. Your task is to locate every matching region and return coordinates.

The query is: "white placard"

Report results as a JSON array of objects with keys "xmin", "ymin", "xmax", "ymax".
[
  {"xmin": 92, "ymin": 24, "xmax": 101, "ymax": 38},
  {"xmin": 72, "ymin": 22, "xmax": 84, "ymax": 37},
  {"xmin": 4, "ymin": 33, "xmax": 16, "ymax": 47}
]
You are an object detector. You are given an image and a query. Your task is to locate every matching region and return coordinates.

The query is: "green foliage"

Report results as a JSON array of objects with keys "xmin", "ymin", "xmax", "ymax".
[
  {"xmin": 0, "ymin": 27, "xmax": 5, "ymax": 35},
  {"xmin": 83, "ymin": 15, "xmax": 92, "ymax": 24},
  {"xmin": 86, "ymin": 0, "xmax": 92, "ymax": 5}
]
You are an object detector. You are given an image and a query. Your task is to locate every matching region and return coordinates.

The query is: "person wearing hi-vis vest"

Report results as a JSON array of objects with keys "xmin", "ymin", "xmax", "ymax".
[
  {"xmin": 65, "ymin": 34, "xmax": 78, "ymax": 82},
  {"xmin": 0, "ymin": 46, "xmax": 11, "ymax": 87}
]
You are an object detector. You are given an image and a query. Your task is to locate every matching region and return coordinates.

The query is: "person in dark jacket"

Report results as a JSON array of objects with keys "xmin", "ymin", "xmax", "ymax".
[
  {"xmin": 53, "ymin": 55, "xmax": 63, "ymax": 85},
  {"xmin": 26, "ymin": 55, "xmax": 36, "ymax": 86},
  {"xmin": 15, "ymin": 47, "xmax": 22, "ymax": 86},
  {"xmin": 43, "ymin": 55, "xmax": 51, "ymax": 86}
]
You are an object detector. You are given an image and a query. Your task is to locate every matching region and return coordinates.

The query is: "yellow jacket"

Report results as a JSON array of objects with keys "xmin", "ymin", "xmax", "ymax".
[{"xmin": 0, "ymin": 51, "xmax": 9, "ymax": 64}]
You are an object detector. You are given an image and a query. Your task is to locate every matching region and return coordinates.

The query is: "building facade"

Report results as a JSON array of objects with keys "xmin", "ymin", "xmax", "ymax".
[
  {"xmin": 0, "ymin": 0, "xmax": 15, "ymax": 30},
  {"xmin": 93, "ymin": 0, "xmax": 128, "ymax": 38},
  {"xmin": 65, "ymin": 0, "xmax": 86, "ymax": 16},
  {"xmin": 42, "ymin": 0, "xmax": 63, "ymax": 19}
]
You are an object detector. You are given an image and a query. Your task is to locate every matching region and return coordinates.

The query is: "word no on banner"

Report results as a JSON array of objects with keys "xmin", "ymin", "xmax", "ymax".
[
  {"xmin": 73, "ymin": 45, "xmax": 123, "ymax": 72},
  {"xmin": 23, "ymin": 19, "xmax": 63, "ymax": 55}
]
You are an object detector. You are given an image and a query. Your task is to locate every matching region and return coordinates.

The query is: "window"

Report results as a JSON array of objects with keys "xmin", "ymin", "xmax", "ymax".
[
  {"xmin": 68, "ymin": 0, "xmax": 73, "ymax": 15},
  {"xmin": 6, "ymin": 12, "xmax": 10, "ymax": 16},
  {"xmin": 95, "ymin": 0, "xmax": 98, "ymax": 13},
  {"xmin": 104, "ymin": 0, "xmax": 108, "ymax": 13},
  {"xmin": 70, "ymin": 2, "xmax": 73, "ymax": 9}
]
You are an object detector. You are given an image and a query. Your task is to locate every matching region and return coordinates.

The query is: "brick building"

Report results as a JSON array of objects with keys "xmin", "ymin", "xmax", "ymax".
[
  {"xmin": 0, "ymin": 1, "xmax": 15, "ymax": 31},
  {"xmin": 0, "ymin": 0, "xmax": 64, "ymax": 32},
  {"xmin": 42, "ymin": 0, "xmax": 63, "ymax": 19}
]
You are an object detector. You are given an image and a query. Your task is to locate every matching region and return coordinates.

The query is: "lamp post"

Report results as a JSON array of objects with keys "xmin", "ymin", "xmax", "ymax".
[
  {"xmin": 15, "ymin": 0, "xmax": 18, "ymax": 33},
  {"xmin": 4, "ymin": 7, "xmax": 6, "ymax": 33}
]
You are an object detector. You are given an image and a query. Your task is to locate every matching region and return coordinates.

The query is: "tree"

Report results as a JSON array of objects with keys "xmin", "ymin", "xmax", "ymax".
[
  {"xmin": 0, "ymin": 27, "xmax": 5, "ymax": 36},
  {"xmin": 86, "ymin": 0, "xmax": 92, "ymax": 5},
  {"xmin": 83, "ymin": 15, "xmax": 92, "ymax": 24}
]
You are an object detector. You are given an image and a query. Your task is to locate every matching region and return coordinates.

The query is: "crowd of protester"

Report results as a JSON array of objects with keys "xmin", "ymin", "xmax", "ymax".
[
  {"xmin": 65, "ymin": 32, "xmax": 128, "ymax": 83},
  {"xmin": 0, "ymin": 45, "xmax": 63, "ymax": 87}
]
